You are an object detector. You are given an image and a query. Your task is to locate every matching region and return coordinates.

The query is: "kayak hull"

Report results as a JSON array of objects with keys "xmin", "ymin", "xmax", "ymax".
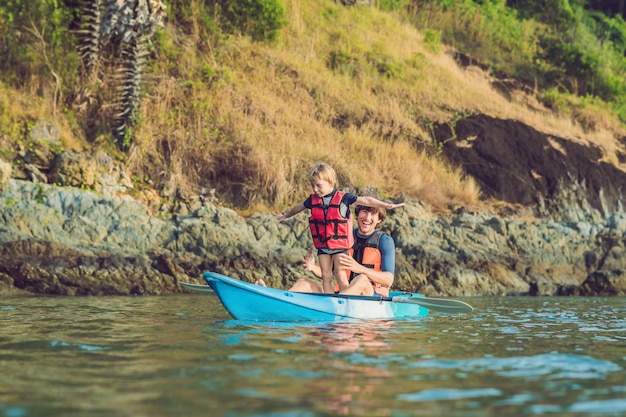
[{"xmin": 189, "ymin": 271, "xmax": 428, "ymax": 322}]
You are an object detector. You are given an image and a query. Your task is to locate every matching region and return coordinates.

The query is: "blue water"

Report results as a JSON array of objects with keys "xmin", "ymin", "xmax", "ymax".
[{"xmin": 0, "ymin": 294, "xmax": 624, "ymax": 416}]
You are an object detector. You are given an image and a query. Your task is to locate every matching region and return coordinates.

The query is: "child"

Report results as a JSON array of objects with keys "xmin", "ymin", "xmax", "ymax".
[{"xmin": 276, "ymin": 163, "xmax": 404, "ymax": 294}]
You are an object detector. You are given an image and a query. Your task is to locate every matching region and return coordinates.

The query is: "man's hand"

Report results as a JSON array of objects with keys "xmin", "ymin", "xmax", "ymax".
[{"xmin": 338, "ymin": 253, "xmax": 360, "ymax": 274}]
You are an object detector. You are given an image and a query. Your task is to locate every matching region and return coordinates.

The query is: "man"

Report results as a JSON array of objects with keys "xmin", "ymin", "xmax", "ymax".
[{"xmin": 257, "ymin": 205, "xmax": 396, "ymax": 296}]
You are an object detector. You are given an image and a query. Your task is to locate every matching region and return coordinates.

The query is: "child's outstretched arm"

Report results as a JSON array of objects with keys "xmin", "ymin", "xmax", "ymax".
[
  {"xmin": 354, "ymin": 196, "xmax": 405, "ymax": 210},
  {"xmin": 275, "ymin": 202, "xmax": 306, "ymax": 222}
]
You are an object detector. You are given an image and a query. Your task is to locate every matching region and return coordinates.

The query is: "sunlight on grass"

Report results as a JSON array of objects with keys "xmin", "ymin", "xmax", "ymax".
[
  {"xmin": 3, "ymin": 0, "xmax": 624, "ymax": 215},
  {"xmin": 126, "ymin": 0, "xmax": 626, "ymax": 213}
]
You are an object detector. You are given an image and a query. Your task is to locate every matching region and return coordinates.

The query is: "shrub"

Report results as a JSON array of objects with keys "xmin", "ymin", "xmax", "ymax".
[
  {"xmin": 0, "ymin": 0, "xmax": 79, "ymax": 91},
  {"xmin": 376, "ymin": 0, "xmax": 410, "ymax": 12},
  {"xmin": 423, "ymin": 29, "xmax": 441, "ymax": 53},
  {"xmin": 215, "ymin": 0, "xmax": 287, "ymax": 43}
]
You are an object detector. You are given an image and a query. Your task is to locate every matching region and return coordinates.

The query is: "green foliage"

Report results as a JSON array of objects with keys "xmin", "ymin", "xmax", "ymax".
[
  {"xmin": 508, "ymin": 0, "xmax": 576, "ymax": 30},
  {"xmin": 122, "ymin": 127, "xmax": 133, "ymax": 150},
  {"xmin": 586, "ymin": 0, "xmax": 626, "ymax": 18},
  {"xmin": 591, "ymin": 67, "xmax": 626, "ymax": 123},
  {"xmin": 34, "ymin": 183, "xmax": 46, "ymax": 204},
  {"xmin": 376, "ymin": 0, "xmax": 410, "ymax": 12},
  {"xmin": 0, "ymin": 0, "xmax": 79, "ymax": 88},
  {"xmin": 367, "ymin": 46, "xmax": 403, "ymax": 78},
  {"xmin": 428, "ymin": 0, "xmax": 465, "ymax": 9},
  {"xmin": 541, "ymin": 88, "xmax": 571, "ymax": 113},
  {"xmin": 373, "ymin": 58, "xmax": 402, "ymax": 78},
  {"xmin": 506, "ymin": 0, "xmax": 626, "ymax": 103},
  {"xmin": 164, "ymin": 0, "xmax": 221, "ymax": 48},
  {"xmin": 328, "ymin": 49, "xmax": 361, "ymax": 77},
  {"xmin": 152, "ymin": 29, "xmax": 180, "ymax": 62},
  {"xmin": 423, "ymin": 29, "xmax": 441, "ymax": 53},
  {"xmin": 609, "ymin": 99, "xmax": 626, "ymax": 125},
  {"xmin": 538, "ymin": 37, "xmax": 600, "ymax": 92},
  {"xmin": 326, "ymin": 29, "xmax": 364, "ymax": 77},
  {"xmin": 215, "ymin": 0, "xmax": 287, "ymax": 43},
  {"xmin": 597, "ymin": 72, "xmax": 626, "ymax": 103},
  {"xmin": 409, "ymin": 0, "xmax": 626, "ymax": 126},
  {"xmin": 409, "ymin": 0, "xmax": 536, "ymax": 73},
  {"xmin": 585, "ymin": 11, "xmax": 626, "ymax": 55},
  {"xmin": 0, "ymin": 90, "xmax": 31, "ymax": 154}
]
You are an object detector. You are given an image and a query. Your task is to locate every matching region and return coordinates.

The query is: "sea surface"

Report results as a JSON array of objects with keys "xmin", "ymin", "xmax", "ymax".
[{"xmin": 0, "ymin": 293, "xmax": 624, "ymax": 417}]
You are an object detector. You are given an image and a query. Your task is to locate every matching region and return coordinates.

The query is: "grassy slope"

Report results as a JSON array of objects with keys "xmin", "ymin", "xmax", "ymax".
[{"xmin": 2, "ymin": 0, "xmax": 625, "ymax": 215}]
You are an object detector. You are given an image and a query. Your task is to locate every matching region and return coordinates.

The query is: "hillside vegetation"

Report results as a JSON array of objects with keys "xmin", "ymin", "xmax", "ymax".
[{"xmin": 1, "ymin": 0, "xmax": 625, "ymax": 215}]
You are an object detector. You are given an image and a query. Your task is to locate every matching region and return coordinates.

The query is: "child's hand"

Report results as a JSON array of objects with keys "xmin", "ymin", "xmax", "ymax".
[
  {"xmin": 388, "ymin": 202, "xmax": 405, "ymax": 210},
  {"xmin": 274, "ymin": 213, "xmax": 287, "ymax": 222},
  {"xmin": 302, "ymin": 248, "xmax": 315, "ymax": 271}
]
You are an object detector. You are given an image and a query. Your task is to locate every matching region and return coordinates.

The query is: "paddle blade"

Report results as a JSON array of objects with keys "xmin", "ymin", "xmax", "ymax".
[
  {"xmin": 392, "ymin": 295, "xmax": 474, "ymax": 314},
  {"xmin": 180, "ymin": 282, "xmax": 215, "ymax": 295}
]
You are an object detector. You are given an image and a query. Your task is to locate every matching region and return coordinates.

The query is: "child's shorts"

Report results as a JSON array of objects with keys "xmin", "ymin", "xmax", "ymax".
[{"xmin": 317, "ymin": 248, "xmax": 349, "ymax": 256}]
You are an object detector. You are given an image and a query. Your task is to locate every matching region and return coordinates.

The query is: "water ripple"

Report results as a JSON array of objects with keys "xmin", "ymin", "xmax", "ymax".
[
  {"xmin": 569, "ymin": 398, "xmax": 626, "ymax": 414},
  {"xmin": 398, "ymin": 388, "xmax": 502, "ymax": 402},
  {"xmin": 407, "ymin": 352, "xmax": 622, "ymax": 379}
]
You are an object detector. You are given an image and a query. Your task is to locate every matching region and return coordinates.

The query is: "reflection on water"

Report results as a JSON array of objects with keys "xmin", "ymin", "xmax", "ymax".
[
  {"xmin": 301, "ymin": 321, "xmax": 394, "ymax": 415},
  {"xmin": 0, "ymin": 295, "xmax": 624, "ymax": 417},
  {"xmin": 310, "ymin": 321, "xmax": 393, "ymax": 353}
]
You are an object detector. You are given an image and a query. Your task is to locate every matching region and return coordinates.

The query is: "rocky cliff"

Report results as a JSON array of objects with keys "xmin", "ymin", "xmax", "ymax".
[{"xmin": 1, "ymin": 114, "xmax": 625, "ymax": 297}]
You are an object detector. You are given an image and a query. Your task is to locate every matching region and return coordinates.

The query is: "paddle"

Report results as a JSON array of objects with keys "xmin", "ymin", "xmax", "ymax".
[
  {"xmin": 391, "ymin": 295, "xmax": 474, "ymax": 314},
  {"xmin": 179, "ymin": 282, "xmax": 215, "ymax": 294}
]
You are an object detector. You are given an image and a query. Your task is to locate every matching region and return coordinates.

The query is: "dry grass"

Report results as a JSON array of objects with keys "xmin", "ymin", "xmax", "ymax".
[
  {"xmin": 3, "ymin": 0, "xmax": 625, "ymax": 214},
  {"xmin": 127, "ymin": 0, "xmax": 626, "ymax": 213},
  {"xmin": 0, "ymin": 80, "xmax": 84, "ymax": 154}
]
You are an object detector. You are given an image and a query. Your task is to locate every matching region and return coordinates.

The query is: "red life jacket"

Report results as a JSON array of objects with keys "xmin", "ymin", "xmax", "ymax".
[
  {"xmin": 308, "ymin": 191, "xmax": 354, "ymax": 250},
  {"xmin": 345, "ymin": 230, "xmax": 390, "ymax": 296}
]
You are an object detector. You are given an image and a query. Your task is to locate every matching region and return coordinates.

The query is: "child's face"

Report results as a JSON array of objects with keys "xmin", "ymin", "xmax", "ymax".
[{"xmin": 310, "ymin": 178, "xmax": 334, "ymax": 197}]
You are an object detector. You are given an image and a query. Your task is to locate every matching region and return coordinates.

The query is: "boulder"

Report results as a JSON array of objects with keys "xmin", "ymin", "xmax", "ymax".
[{"xmin": 579, "ymin": 270, "xmax": 626, "ymax": 296}]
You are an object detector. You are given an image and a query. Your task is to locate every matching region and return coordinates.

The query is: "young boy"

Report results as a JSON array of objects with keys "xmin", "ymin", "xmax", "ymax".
[{"xmin": 276, "ymin": 163, "xmax": 404, "ymax": 294}]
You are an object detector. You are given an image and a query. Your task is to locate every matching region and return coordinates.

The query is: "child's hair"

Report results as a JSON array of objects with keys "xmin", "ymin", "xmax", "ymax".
[
  {"xmin": 354, "ymin": 205, "xmax": 387, "ymax": 226},
  {"xmin": 308, "ymin": 163, "xmax": 337, "ymax": 187}
]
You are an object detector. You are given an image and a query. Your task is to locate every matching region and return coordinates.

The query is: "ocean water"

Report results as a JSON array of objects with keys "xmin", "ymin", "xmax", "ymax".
[{"xmin": 0, "ymin": 293, "xmax": 624, "ymax": 417}]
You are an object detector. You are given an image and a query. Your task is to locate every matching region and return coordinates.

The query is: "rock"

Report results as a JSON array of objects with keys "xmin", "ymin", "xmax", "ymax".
[
  {"xmin": 437, "ymin": 114, "xmax": 626, "ymax": 222},
  {"xmin": 47, "ymin": 149, "xmax": 132, "ymax": 198},
  {"xmin": 49, "ymin": 150, "xmax": 97, "ymax": 188},
  {"xmin": 0, "ymin": 159, "xmax": 11, "ymax": 192},
  {"xmin": 579, "ymin": 270, "xmax": 626, "ymax": 296},
  {"xmin": 24, "ymin": 164, "xmax": 47, "ymax": 183},
  {"xmin": 27, "ymin": 120, "xmax": 61, "ymax": 144}
]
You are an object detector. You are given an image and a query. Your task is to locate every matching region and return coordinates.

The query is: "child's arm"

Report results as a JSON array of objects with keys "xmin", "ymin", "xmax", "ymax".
[
  {"xmin": 354, "ymin": 196, "xmax": 405, "ymax": 210},
  {"xmin": 275, "ymin": 202, "xmax": 306, "ymax": 222}
]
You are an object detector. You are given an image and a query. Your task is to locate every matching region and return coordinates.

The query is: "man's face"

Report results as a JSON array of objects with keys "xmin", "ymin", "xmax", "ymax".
[{"xmin": 357, "ymin": 209, "xmax": 380, "ymax": 234}]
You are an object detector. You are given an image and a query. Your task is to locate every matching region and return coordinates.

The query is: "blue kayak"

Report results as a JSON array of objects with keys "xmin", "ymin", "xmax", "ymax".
[{"xmin": 182, "ymin": 271, "xmax": 432, "ymax": 322}]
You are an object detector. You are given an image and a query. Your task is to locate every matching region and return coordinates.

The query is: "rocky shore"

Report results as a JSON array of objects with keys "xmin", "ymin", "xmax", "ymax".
[
  {"xmin": 0, "ymin": 177, "xmax": 624, "ymax": 297},
  {"xmin": 1, "ymin": 115, "xmax": 625, "ymax": 297}
]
